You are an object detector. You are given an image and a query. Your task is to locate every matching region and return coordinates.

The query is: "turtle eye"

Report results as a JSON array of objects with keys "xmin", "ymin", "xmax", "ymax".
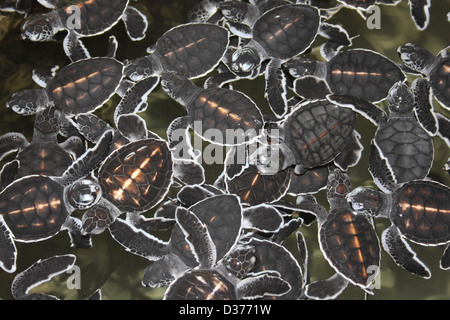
[
  {"xmin": 67, "ymin": 179, "xmax": 102, "ymax": 210},
  {"xmin": 21, "ymin": 16, "xmax": 53, "ymax": 41}
]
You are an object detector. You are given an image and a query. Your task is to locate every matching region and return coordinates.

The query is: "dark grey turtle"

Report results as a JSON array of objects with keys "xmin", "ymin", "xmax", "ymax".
[
  {"xmin": 21, "ymin": 0, "xmax": 148, "ymax": 61},
  {"xmin": 337, "ymin": 0, "xmax": 431, "ymax": 31},
  {"xmin": 108, "ymin": 194, "xmax": 244, "ymax": 288},
  {"xmin": 6, "ymin": 36, "xmax": 127, "ymax": 116},
  {"xmin": 124, "ymin": 23, "xmax": 230, "ymax": 82},
  {"xmin": 0, "ymin": 106, "xmax": 83, "ymax": 184},
  {"xmin": 187, "ymin": 0, "xmax": 229, "ymax": 23},
  {"xmin": 347, "ymin": 178, "xmax": 450, "ymax": 277},
  {"xmin": 0, "ymin": 130, "xmax": 113, "ymax": 273},
  {"xmin": 161, "ymin": 71, "xmax": 264, "ymax": 147},
  {"xmin": 250, "ymin": 99, "xmax": 362, "ymax": 176},
  {"xmin": 287, "ymin": 165, "xmax": 329, "ymax": 195},
  {"xmin": 329, "ymin": 80, "xmax": 437, "ymax": 193},
  {"xmin": 296, "ymin": 169, "xmax": 381, "ymax": 299},
  {"xmin": 227, "ymin": 3, "xmax": 351, "ymax": 117},
  {"xmin": 11, "ymin": 254, "xmax": 76, "ymax": 300},
  {"xmin": 285, "ymin": 48, "xmax": 406, "ymax": 102},
  {"xmin": 72, "ymin": 114, "xmax": 175, "ymax": 236},
  {"xmin": 398, "ymin": 43, "xmax": 450, "ymax": 110}
]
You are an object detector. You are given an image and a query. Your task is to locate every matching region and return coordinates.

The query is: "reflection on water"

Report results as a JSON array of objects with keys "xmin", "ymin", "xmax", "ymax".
[{"xmin": 0, "ymin": 0, "xmax": 449, "ymax": 300}]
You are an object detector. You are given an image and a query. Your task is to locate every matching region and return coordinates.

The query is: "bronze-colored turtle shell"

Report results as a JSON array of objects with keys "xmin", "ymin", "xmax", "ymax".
[
  {"xmin": 0, "ymin": 175, "xmax": 67, "ymax": 241},
  {"xmin": 98, "ymin": 138, "xmax": 173, "ymax": 213},
  {"xmin": 392, "ymin": 180, "xmax": 450, "ymax": 245},
  {"xmin": 47, "ymin": 57, "xmax": 124, "ymax": 116}
]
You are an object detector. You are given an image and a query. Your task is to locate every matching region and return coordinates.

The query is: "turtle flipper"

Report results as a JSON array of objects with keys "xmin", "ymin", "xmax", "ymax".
[
  {"xmin": 108, "ymin": 218, "xmax": 169, "ymax": 261},
  {"xmin": 409, "ymin": 0, "xmax": 431, "ymax": 30},
  {"xmin": 122, "ymin": 6, "xmax": 148, "ymax": 41},
  {"xmin": 436, "ymin": 112, "xmax": 450, "ymax": 147},
  {"xmin": 176, "ymin": 207, "xmax": 217, "ymax": 269},
  {"xmin": 440, "ymin": 244, "xmax": 450, "ymax": 270},
  {"xmin": 293, "ymin": 76, "xmax": 331, "ymax": 100},
  {"xmin": 64, "ymin": 216, "xmax": 92, "ymax": 248},
  {"xmin": 333, "ymin": 130, "xmax": 363, "ymax": 171},
  {"xmin": 113, "ymin": 76, "xmax": 159, "ymax": 124},
  {"xmin": 369, "ymin": 141, "xmax": 397, "ymax": 193},
  {"xmin": 265, "ymin": 59, "xmax": 289, "ymax": 119},
  {"xmin": 11, "ymin": 254, "xmax": 76, "ymax": 300},
  {"xmin": 142, "ymin": 254, "xmax": 187, "ymax": 288},
  {"xmin": 382, "ymin": 224, "xmax": 431, "ymax": 278},
  {"xmin": 116, "ymin": 113, "xmax": 149, "ymax": 141},
  {"xmin": 413, "ymin": 77, "xmax": 438, "ymax": 135},
  {"xmin": 0, "ymin": 215, "xmax": 17, "ymax": 273},
  {"xmin": 0, "ymin": 160, "xmax": 19, "ymax": 191},
  {"xmin": 0, "ymin": 132, "xmax": 29, "ymax": 160},
  {"xmin": 236, "ymin": 272, "xmax": 291, "ymax": 299},
  {"xmin": 63, "ymin": 32, "xmax": 91, "ymax": 62},
  {"xmin": 173, "ymin": 159, "xmax": 206, "ymax": 185},
  {"xmin": 305, "ymin": 273, "xmax": 348, "ymax": 300},
  {"xmin": 318, "ymin": 22, "xmax": 352, "ymax": 60},
  {"xmin": 242, "ymin": 204, "xmax": 283, "ymax": 233}
]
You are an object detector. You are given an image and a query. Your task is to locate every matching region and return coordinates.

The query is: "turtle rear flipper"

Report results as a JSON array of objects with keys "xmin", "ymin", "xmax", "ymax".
[
  {"xmin": 11, "ymin": 254, "xmax": 76, "ymax": 300},
  {"xmin": 409, "ymin": 0, "xmax": 431, "ymax": 30},
  {"xmin": 122, "ymin": 6, "xmax": 148, "ymax": 41},
  {"xmin": 0, "ymin": 132, "xmax": 29, "ymax": 161},
  {"xmin": 237, "ymin": 272, "xmax": 291, "ymax": 299},
  {"xmin": 0, "ymin": 160, "xmax": 19, "ymax": 191},
  {"xmin": 382, "ymin": 224, "xmax": 431, "ymax": 279},
  {"xmin": 436, "ymin": 112, "xmax": 450, "ymax": 147},
  {"xmin": 0, "ymin": 215, "xmax": 17, "ymax": 273},
  {"xmin": 305, "ymin": 273, "xmax": 348, "ymax": 300}
]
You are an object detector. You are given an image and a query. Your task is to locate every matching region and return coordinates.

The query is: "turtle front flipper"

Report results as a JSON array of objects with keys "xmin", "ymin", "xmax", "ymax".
[
  {"xmin": 0, "ymin": 215, "xmax": 17, "ymax": 273},
  {"xmin": 382, "ymin": 224, "xmax": 431, "ymax": 279},
  {"xmin": 436, "ymin": 112, "xmax": 450, "ymax": 147},
  {"xmin": 441, "ymin": 245, "xmax": 450, "ymax": 270},
  {"xmin": 0, "ymin": 160, "xmax": 19, "ymax": 191},
  {"xmin": 305, "ymin": 273, "xmax": 348, "ymax": 300},
  {"xmin": 265, "ymin": 59, "xmax": 289, "ymax": 119},
  {"xmin": 317, "ymin": 22, "xmax": 352, "ymax": 60},
  {"xmin": 369, "ymin": 141, "xmax": 397, "ymax": 193},
  {"xmin": 11, "ymin": 254, "xmax": 76, "ymax": 300},
  {"xmin": 236, "ymin": 272, "xmax": 291, "ymax": 299},
  {"xmin": 121, "ymin": 6, "xmax": 148, "ymax": 41},
  {"xmin": 413, "ymin": 78, "xmax": 438, "ymax": 135},
  {"xmin": 409, "ymin": 0, "xmax": 431, "ymax": 30},
  {"xmin": 63, "ymin": 31, "xmax": 91, "ymax": 63}
]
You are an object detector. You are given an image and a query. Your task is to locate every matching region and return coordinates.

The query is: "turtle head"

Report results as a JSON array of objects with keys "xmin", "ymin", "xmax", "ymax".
[
  {"xmin": 231, "ymin": 47, "xmax": 261, "ymax": 74},
  {"xmin": 223, "ymin": 244, "xmax": 256, "ymax": 279},
  {"xmin": 387, "ymin": 81, "xmax": 414, "ymax": 114},
  {"xmin": 6, "ymin": 89, "xmax": 48, "ymax": 115},
  {"xmin": 345, "ymin": 187, "xmax": 385, "ymax": 217},
  {"xmin": 398, "ymin": 43, "xmax": 436, "ymax": 74},
  {"xmin": 66, "ymin": 179, "xmax": 102, "ymax": 210},
  {"xmin": 34, "ymin": 106, "xmax": 62, "ymax": 135},
  {"xmin": 285, "ymin": 57, "xmax": 318, "ymax": 77},
  {"xmin": 219, "ymin": 1, "xmax": 250, "ymax": 23},
  {"xmin": 124, "ymin": 56, "xmax": 156, "ymax": 81},
  {"xmin": 327, "ymin": 169, "xmax": 352, "ymax": 201},
  {"xmin": 21, "ymin": 14, "xmax": 55, "ymax": 41},
  {"xmin": 81, "ymin": 205, "xmax": 113, "ymax": 235}
]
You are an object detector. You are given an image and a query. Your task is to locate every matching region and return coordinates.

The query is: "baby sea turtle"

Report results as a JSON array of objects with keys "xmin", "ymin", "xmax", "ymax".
[
  {"xmin": 21, "ymin": 0, "xmax": 148, "ymax": 61},
  {"xmin": 329, "ymin": 80, "xmax": 436, "ymax": 193},
  {"xmin": 74, "ymin": 114, "xmax": 174, "ymax": 235},
  {"xmin": 125, "ymin": 23, "xmax": 230, "ymax": 81},
  {"xmin": 337, "ymin": 0, "xmax": 431, "ymax": 31},
  {"xmin": 161, "ymin": 72, "xmax": 264, "ymax": 147},
  {"xmin": 227, "ymin": 3, "xmax": 351, "ymax": 117},
  {"xmin": 7, "ymin": 37, "xmax": 126, "ymax": 117},
  {"xmin": 108, "ymin": 194, "xmax": 243, "ymax": 288},
  {"xmin": 251, "ymin": 99, "xmax": 361, "ymax": 175},
  {"xmin": 11, "ymin": 254, "xmax": 76, "ymax": 300},
  {"xmin": 347, "ymin": 178, "xmax": 450, "ymax": 278},
  {"xmin": 297, "ymin": 169, "xmax": 381, "ymax": 299},
  {"xmin": 0, "ymin": 106, "xmax": 83, "ymax": 182},
  {"xmin": 0, "ymin": 0, "xmax": 33, "ymax": 16},
  {"xmin": 398, "ymin": 43, "xmax": 450, "ymax": 110},
  {"xmin": 285, "ymin": 48, "xmax": 406, "ymax": 102},
  {"xmin": 0, "ymin": 130, "xmax": 113, "ymax": 273}
]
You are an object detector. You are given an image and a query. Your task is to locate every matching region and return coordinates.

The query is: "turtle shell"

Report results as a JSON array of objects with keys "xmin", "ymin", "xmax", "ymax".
[
  {"xmin": 0, "ymin": 175, "xmax": 67, "ymax": 241},
  {"xmin": 55, "ymin": 0, "xmax": 128, "ymax": 36},
  {"xmin": 283, "ymin": 100, "xmax": 356, "ymax": 168},
  {"xmin": 46, "ymin": 57, "xmax": 124, "ymax": 116},
  {"xmin": 225, "ymin": 164, "xmax": 292, "ymax": 206},
  {"xmin": 374, "ymin": 117, "xmax": 433, "ymax": 184},
  {"xmin": 326, "ymin": 49, "xmax": 406, "ymax": 102},
  {"xmin": 429, "ymin": 54, "xmax": 450, "ymax": 109},
  {"xmin": 164, "ymin": 269, "xmax": 236, "ymax": 300},
  {"xmin": 253, "ymin": 4, "xmax": 320, "ymax": 60},
  {"xmin": 391, "ymin": 180, "xmax": 450, "ymax": 245},
  {"xmin": 319, "ymin": 207, "xmax": 380, "ymax": 288},
  {"xmin": 154, "ymin": 23, "xmax": 230, "ymax": 79},
  {"xmin": 98, "ymin": 138, "xmax": 173, "ymax": 213},
  {"xmin": 189, "ymin": 87, "xmax": 264, "ymax": 145},
  {"xmin": 17, "ymin": 143, "xmax": 74, "ymax": 177}
]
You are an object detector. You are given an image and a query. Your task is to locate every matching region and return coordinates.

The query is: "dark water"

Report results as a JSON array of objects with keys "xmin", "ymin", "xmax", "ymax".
[{"xmin": 0, "ymin": 0, "xmax": 449, "ymax": 300}]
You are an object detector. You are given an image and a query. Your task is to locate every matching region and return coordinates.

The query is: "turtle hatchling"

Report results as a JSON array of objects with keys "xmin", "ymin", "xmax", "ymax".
[
  {"xmin": 347, "ymin": 178, "xmax": 450, "ymax": 277},
  {"xmin": 7, "ymin": 36, "xmax": 126, "ymax": 116},
  {"xmin": 398, "ymin": 43, "xmax": 450, "ymax": 110},
  {"xmin": 21, "ymin": 0, "xmax": 148, "ymax": 61},
  {"xmin": 0, "ymin": 130, "xmax": 113, "ymax": 273},
  {"xmin": 297, "ymin": 169, "xmax": 381, "ymax": 299},
  {"xmin": 0, "ymin": 106, "xmax": 83, "ymax": 184},
  {"xmin": 285, "ymin": 48, "xmax": 406, "ymax": 102}
]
